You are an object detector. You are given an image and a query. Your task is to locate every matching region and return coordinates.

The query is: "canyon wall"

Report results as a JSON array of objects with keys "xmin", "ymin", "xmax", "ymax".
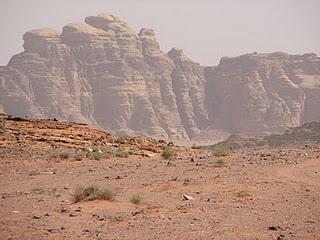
[{"xmin": 1, "ymin": 14, "xmax": 319, "ymax": 143}]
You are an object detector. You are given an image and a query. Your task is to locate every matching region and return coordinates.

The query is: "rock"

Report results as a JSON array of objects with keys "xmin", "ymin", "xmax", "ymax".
[
  {"xmin": 92, "ymin": 214, "xmax": 105, "ymax": 220},
  {"xmin": 1, "ymin": 14, "xmax": 320, "ymax": 143},
  {"xmin": 47, "ymin": 228, "xmax": 60, "ymax": 234},
  {"xmin": 182, "ymin": 194, "xmax": 194, "ymax": 201},
  {"xmin": 131, "ymin": 210, "xmax": 143, "ymax": 216},
  {"xmin": 268, "ymin": 226, "xmax": 282, "ymax": 231},
  {"xmin": 141, "ymin": 152, "xmax": 154, "ymax": 157}
]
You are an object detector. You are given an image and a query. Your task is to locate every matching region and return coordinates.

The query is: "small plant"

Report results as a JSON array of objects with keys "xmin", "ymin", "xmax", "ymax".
[
  {"xmin": 75, "ymin": 155, "xmax": 83, "ymax": 161},
  {"xmin": 211, "ymin": 145, "xmax": 232, "ymax": 157},
  {"xmin": 96, "ymin": 188, "xmax": 115, "ymax": 201},
  {"xmin": 116, "ymin": 136, "xmax": 128, "ymax": 144},
  {"xmin": 92, "ymin": 152, "xmax": 102, "ymax": 161},
  {"xmin": 115, "ymin": 148, "xmax": 129, "ymax": 158},
  {"xmin": 73, "ymin": 185, "xmax": 98, "ymax": 202},
  {"xmin": 103, "ymin": 147, "xmax": 129, "ymax": 158},
  {"xmin": 130, "ymin": 194, "xmax": 142, "ymax": 204},
  {"xmin": 72, "ymin": 185, "xmax": 115, "ymax": 203},
  {"xmin": 104, "ymin": 146, "xmax": 116, "ymax": 157},
  {"xmin": 59, "ymin": 151, "xmax": 70, "ymax": 160},
  {"xmin": 161, "ymin": 146, "xmax": 174, "ymax": 159},
  {"xmin": 92, "ymin": 147, "xmax": 100, "ymax": 153},
  {"xmin": 236, "ymin": 190, "xmax": 251, "ymax": 198},
  {"xmin": 214, "ymin": 159, "xmax": 225, "ymax": 168},
  {"xmin": 32, "ymin": 184, "xmax": 44, "ymax": 194}
]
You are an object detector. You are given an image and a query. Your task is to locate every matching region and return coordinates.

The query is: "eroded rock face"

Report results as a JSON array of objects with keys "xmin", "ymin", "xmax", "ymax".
[
  {"xmin": 1, "ymin": 14, "xmax": 320, "ymax": 143},
  {"xmin": 205, "ymin": 52, "xmax": 320, "ymax": 135}
]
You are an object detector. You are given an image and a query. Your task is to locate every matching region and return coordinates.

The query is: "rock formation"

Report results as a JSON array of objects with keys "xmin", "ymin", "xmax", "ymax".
[{"xmin": 1, "ymin": 13, "xmax": 320, "ymax": 143}]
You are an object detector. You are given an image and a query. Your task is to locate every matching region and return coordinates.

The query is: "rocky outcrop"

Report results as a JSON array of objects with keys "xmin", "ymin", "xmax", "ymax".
[
  {"xmin": 1, "ymin": 14, "xmax": 320, "ymax": 143},
  {"xmin": 0, "ymin": 113, "xmax": 169, "ymax": 158}
]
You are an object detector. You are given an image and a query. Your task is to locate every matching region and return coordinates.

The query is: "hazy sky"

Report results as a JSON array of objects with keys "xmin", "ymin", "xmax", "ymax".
[{"xmin": 0, "ymin": 0, "xmax": 319, "ymax": 66}]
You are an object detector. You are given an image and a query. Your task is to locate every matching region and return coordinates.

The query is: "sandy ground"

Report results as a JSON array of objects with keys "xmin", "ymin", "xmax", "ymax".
[{"xmin": 0, "ymin": 145, "xmax": 319, "ymax": 240}]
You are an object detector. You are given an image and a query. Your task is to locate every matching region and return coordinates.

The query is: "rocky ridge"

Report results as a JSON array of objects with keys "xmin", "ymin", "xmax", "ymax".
[
  {"xmin": 0, "ymin": 113, "xmax": 172, "ymax": 159},
  {"xmin": 212, "ymin": 121, "xmax": 320, "ymax": 149},
  {"xmin": 0, "ymin": 13, "xmax": 320, "ymax": 143}
]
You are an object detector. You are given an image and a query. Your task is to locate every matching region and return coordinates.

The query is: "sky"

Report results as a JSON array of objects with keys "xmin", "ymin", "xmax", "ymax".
[{"xmin": 0, "ymin": 0, "xmax": 319, "ymax": 66}]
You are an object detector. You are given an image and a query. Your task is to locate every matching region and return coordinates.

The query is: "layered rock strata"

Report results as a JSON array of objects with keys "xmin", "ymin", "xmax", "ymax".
[{"xmin": 1, "ymin": 14, "xmax": 319, "ymax": 143}]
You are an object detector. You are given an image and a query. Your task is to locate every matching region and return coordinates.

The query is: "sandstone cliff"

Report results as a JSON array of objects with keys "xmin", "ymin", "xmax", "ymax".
[
  {"xmin": 1, "ymin": 14, "xmax": 319, "ymax": 143},
  {"xmin": 205, "ymin": 52, "xmax": 320, "ymax": 135}
]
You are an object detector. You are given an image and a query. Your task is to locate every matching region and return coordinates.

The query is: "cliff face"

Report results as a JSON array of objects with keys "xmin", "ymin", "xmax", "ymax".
[
  {"xmin": 1, "ymin": 14, "xmax": 320, "ymax": 143},
  {"xmin": 205, "ymin": 52, "xmax": 320, "ymax": 135}
]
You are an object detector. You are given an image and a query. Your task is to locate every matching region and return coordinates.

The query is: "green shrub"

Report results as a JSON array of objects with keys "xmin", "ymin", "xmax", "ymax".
[
  {"xmin": 103, "ymin": 147, "xmax": 129, "ymax": 158},
  {"xmin": 96, "ymin": 188, "xmax": 115, "ymax": 201},
  {"xmin": 161, "ymin": 146, "xmax": 174, "ymax": 159},
  {"xmin": 59, "ymin": 151, "xmax": 70, "ymax": 160},
  {"xmin": 72, "ymin": 185, "xmax": 115, "ymax": 203},
  {"xmin": 130, "ymin": 194, "xmax": 142, "ymax": 204},
  {"xmin": 211, "ymin": 145, "xmax": 232, "ymax": 157},
  {"xmin": 115, "ymin": 148, "xmax": 129, "ymax": 158}
]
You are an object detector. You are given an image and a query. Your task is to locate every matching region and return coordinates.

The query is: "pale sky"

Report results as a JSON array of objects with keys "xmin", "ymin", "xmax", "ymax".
[{"xmin": 0, "ymin": 0, "xmax": 319, "ymax": 66}]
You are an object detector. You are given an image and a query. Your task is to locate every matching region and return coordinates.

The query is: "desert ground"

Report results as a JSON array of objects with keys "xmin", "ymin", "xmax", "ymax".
[{"xmin": 0, "ymin": 115, "xmax": 320, "ymax": 240}]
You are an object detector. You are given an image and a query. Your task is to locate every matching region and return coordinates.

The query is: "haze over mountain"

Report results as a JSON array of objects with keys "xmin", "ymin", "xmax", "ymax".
[{"xmin": 0, "ymin": 13, "xmax": 319, "ymax": 144}]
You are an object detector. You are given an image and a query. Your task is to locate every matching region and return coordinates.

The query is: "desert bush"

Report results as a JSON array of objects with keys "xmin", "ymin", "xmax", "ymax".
[
  {"xmin": 211, "ymin": 145, "xmax": 232, "ymax": 157},
  {"xmin": 102, "ymin": 146, "xmax": 115, "ymax": 158},
  {"xmin": 103, "ymin": 147, "xmax": 129, "ymax": 158},
  {"xmin": 161, "ymin": 146, "xmax": 174, "ymax": 159},
  {"xmin": 115, "ymin": 148, "xmax": 129, "ymax": 158},
  {"xmin": 92, "ymin": 152, "xmax": 102, "ymax": 161},
  {"xmin": 72, "ymin": 185, "xmax": 115, "ymax": 203},
  {"xmin": 104, "ymin": 146, "xmax": 116, "ymax": 154},
  {"xmin": 32, "ymin": 184, "xmax": 44, "ymax": 194},
  {"xmin": 75, "ymin": 155, "xmax": 83, "ymax": 161},
  {"xmin": 96, "ymin": 188, "xmax": 115, "ymax": 201},
  {"xmin": 59, "ymin": 151, "xmax": 70, "ymax": 160},
  {"xmin": 214, "ymin": 159, "xmax": 225, "ymax": 168},
  {"xmin": 92, "ymin": 147, "xmax": 100, "ymax": 153},
  {"xmin": 130, "ymin": 194, "xmax": 142, "ymax": 204}
]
